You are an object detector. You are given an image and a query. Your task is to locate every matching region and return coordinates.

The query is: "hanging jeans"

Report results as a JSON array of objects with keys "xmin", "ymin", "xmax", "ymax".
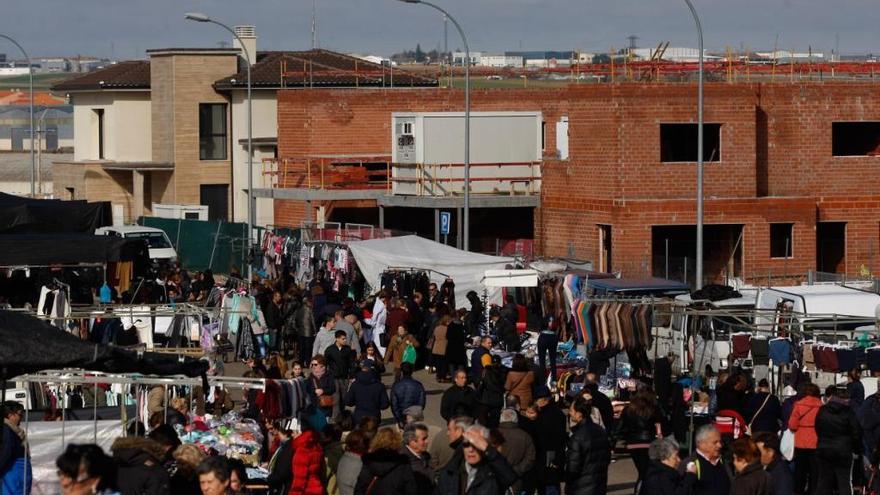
[{"xmin": 538, "ymin": 331, "xmax": 559, "ymax": 381}]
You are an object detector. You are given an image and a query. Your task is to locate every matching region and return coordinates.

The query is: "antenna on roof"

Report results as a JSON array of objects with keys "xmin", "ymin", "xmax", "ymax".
[{"xmin": 311, "ymin": 0, "xmax": 318, "ymax": 49}]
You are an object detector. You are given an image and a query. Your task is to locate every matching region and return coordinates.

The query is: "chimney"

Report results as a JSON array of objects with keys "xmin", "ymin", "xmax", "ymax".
[{"xmin": 233, "ymin": 25, "xmax": 257, "ymax": 65}]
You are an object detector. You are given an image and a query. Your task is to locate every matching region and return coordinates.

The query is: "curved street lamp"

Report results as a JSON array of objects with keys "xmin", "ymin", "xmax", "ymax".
[
  {"xmin": 185, "ymin": 13, "xmax": 254, "ymax": 281},
  {"xmin": 396, "ymin": 0, "xmax": 472, "ymax": 251},
  {"xmin": 682, "ymin": 0, "xmax": 705, "ymax": 291},
  {"xmin": 0, "ymin": 34, "xmax": 34, "ymax": 196}
]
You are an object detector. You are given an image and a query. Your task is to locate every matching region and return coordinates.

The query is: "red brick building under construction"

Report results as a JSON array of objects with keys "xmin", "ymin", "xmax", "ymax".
[{"xmin": 263, "ymin": 82, "xmax": 880, "ymax": 286}]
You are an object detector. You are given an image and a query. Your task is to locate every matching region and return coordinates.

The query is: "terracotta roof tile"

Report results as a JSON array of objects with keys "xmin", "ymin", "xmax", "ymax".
[
  {"xmin": 49, "ymin": 49, "xmax": 437, "ymax": 93},
  {"xmin": 51, "ymin": 61, "xmax": 150, "ymax": 91},
  {"xmin": 214, "ymin": 49, "xmax": 437, "ymax": 88}
]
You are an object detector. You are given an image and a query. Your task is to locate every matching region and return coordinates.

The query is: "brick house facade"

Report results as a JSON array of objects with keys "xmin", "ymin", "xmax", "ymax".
[{"xmin": 275, "ymin": 83, "xmax": 880, "ymax": 284}]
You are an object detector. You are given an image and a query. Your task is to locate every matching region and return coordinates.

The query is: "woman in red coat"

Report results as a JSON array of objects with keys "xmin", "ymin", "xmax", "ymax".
[{"xmin": 288, "ymin": 425, "xmax": 325, "ymax": 495}]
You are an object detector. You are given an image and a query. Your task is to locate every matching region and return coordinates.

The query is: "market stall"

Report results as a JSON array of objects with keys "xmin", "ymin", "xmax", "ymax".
[{"xmin": 348, "ymin": 235, "xmax": 515, "ymax": 307}]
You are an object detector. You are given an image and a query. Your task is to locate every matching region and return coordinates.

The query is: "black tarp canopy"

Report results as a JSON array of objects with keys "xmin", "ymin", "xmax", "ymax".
[
  {"xmin": 0, "ymin": 311, "xmax": 208, "ymax": 379},
  {"xmin": 0, "ymin": 192, "xmax": 111, "ymax": 234},
  {"xmin": 0, "ymin": 234, "xmax": 149, "ymax": 266}
]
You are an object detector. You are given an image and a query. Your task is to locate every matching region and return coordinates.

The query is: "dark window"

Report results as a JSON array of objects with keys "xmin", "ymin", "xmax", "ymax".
[
  {"xmin": 93, "ymin": 109, "xmax": 104, "ymax": 159},
  {"xmin": 200, "ymin": 184, "xmax": 229, "ymax": 221},
  {"xmin": 660, "ymin": 123, "xmax": 722, "ymax": 162},
  {"xmin": 832, "ymin": 122, "xmax": 880, "ymax": 156},
  {"xmin": 541, "ymin": 121, "xmax": 546, "ymax": 151},
  {"xmin": 770, "ymin": 223, "xmax": 794, "ymax": 258},
  {"xmin": 199, "ymin": 103, "xmax": 228, "ymax": 160}
]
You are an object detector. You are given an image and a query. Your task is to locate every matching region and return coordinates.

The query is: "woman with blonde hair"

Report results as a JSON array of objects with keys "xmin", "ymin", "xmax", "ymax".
[
  {"xmin": 170, "ymin": 444, "xmax": 205, "ymax": 494},
  {"xmin": 167, "ymin": 397, "xmax": 189, "ymax": 427},
  {"xmin": 354, "ymin": 427, "xmax": 417, "ymax": 494}
]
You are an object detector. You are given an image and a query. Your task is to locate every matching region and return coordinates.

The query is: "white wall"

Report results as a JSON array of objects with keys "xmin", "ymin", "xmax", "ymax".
[
  {"xmin": 71, "ymin": 91, "xmax": 151, "ymax": 162},
  {"xmin": 230, "ymin": 90, "xmax": 276, "ymax": 226},
  {"xmin": 0, "ymin": 180, "xmax": 53, "ymax": 196}
]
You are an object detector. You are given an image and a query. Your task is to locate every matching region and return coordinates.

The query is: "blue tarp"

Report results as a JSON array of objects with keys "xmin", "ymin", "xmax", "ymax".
[{"xmin": 587, "ymin": 277, "xmax": 690, "ymax": 296}]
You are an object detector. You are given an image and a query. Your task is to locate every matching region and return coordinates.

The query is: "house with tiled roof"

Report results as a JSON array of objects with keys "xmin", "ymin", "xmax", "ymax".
[{"xmin": 52, "ymin": 27, "xmax": 436, "ymax": 224}]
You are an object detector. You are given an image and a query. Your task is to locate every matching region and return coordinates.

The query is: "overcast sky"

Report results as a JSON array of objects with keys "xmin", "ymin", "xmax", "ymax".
[{"xmin": 3, "ymin": 0, "xmax": 879, "ymax": 60}]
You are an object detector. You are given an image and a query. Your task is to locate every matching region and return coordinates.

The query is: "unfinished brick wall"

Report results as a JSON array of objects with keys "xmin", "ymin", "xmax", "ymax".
[
  {"xmin": 274, "ymin": 87, "xmax": 570, "ymax": 226},
  {"xmin": 276, "ymin": 83, "xmax": 880, "ymax": 281}
]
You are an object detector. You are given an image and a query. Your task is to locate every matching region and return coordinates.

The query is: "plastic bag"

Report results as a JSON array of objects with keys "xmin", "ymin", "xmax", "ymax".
[
  {"xmin": 780, "ymin": 429, "xmax": 795, "ymax": 461},
  {"xmin": 402, "ymin": 343, "xmax": 417, "ymax": 364}
]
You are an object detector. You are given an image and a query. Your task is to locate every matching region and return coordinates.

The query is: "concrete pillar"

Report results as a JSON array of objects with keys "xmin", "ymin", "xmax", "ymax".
[
  {"xmin": 434, "ymin": 209, "xmax": 440, "ymax": 242},
  {"xmin": 132, "ymin": 170, "xmax": 145, "ymax": 221},
  {"xmin": 378, "ymin": 205, "xmax": 385, "ymax": 230}
]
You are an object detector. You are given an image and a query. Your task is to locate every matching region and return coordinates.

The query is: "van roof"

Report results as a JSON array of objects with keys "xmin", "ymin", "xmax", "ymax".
[
  {"xmin": 758, "ymin": 284, "xmax": 880, "ymax": 318},
  {"xmin": 96, "ymin": 226, "xmax": 165, "ymax": 234}
]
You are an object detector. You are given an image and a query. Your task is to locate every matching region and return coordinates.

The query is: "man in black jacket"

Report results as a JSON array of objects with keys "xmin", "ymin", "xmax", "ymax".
[
  {"xmin": 263, "ymin": 291, "xmax": 285, "ymax": 352},
  {"xmin": 532, "ymin": 386, "xmax": 567, "ymax": 495},
  {"xmin": 440, "ymin": 369, "xmax": 477, "ymax": 421},
  {"xmin": 680, "ymin": 425, "xmax": 732, "ymax": 495},
  {"xmin": 344, "ymin": 360, "xmax": 390, "ymax": 424},
  {"xmin": 490, "ymin": 308, "xmax": 519, "ymax": 352},
  {"xmin": 565, "ymin": 397, "xmax": 611, "ymax": 495},
  {"xmin": 401, "ymin": 423, "xmax": 434, "ymax": 492},
  {"xmin": 436, "ymin": 424, "xmax": 517, "ymax": 495},
  {"xmin": 815, "ymin": 386, "xmax": 862, "ymax": 495},
  {"xmin": 324, "ymin": 330, "xmax": 356, "ymax": 420}
]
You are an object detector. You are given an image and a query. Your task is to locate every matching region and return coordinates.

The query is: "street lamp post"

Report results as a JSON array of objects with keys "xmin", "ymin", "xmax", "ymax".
[
  {"xmin": 185, "ymin": 13, "xmax": 254, "ymax": 282},
  {"xmin": 0, "ymin": 34, "xmax": 34, "ymax": 196},
  {"xmin": 397, "ymin": 0, "xmax": 471, "ymax": 251},
  {"xmin": 683, "ymin": 0, "xmax": 705, "ymax": 290}
]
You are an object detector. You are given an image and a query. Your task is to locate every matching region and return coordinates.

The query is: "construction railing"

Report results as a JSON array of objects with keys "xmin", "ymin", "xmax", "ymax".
[
  {"xmin": 391, "ymin": 161, "xmax": 542, "ymax": 196},
  {"xmin": 262, "ymin": 155, "xmax": 392, "ymax": 190},
  {"xmin": 264, "ymin": 157, "xmax": 542, "ymax": 197}
]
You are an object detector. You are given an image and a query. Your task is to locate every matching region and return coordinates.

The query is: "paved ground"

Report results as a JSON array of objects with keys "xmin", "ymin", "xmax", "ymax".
[{"xmin": 230, "ymin": 361, "xmax": 638, "ymax": 493}]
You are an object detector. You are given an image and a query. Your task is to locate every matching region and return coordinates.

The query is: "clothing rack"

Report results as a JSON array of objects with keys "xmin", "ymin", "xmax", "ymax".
[
  {"xmin": 0, "ymin": 263, "xmax": 106, "ymax": 269},
  {"xmin": 14, "ymin": 370, "xmax": 267, "ymax": 450}
]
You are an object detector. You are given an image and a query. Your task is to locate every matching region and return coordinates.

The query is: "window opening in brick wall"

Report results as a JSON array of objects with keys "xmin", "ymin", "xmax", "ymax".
[
  {"xmin": 832, "ymin": 122, "xmax": 880, "ymax": 156},
  {"xmin": 770, "ymin": 223, "xmax": 794, "ymax": 259},
  {"xmin": 816, "ymin": 222, "xmax": 846, "ymax": 273},
  {"xmin": 199, "ymin": 103, "xmax": 228, "ymax": 160},
  {"xmin": 660, "ymin": 123, "xmax": 721, "ymax": 162}
]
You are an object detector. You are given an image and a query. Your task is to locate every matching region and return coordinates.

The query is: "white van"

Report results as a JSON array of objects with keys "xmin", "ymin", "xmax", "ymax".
[{"xmin": 95, "ymin": 226, "xmax": 177, "ymax": 262}]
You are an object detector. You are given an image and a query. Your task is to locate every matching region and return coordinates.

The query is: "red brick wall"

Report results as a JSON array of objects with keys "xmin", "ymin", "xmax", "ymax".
[
  {"xmin": 565, "ymin": 84, "xmax": 758, "ymax": 200},
  {"xmin": 275, "ymin": 88, "xmax": 570, "ymax": 227},
  {"xmin": 276, "ymin": 83, "xmax": 880, "ymax": 281},
  {"xmin": 759, "ymin": 83, "xmax": 880, "ymax": 197}
]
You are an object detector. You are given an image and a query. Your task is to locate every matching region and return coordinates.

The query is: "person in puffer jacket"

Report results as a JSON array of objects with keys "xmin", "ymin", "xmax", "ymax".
[
  {"xmin": 110, "ymin": 436, "xmax": 171, "ymax": 495},
  {"xmin": 345, "ymin": 361, "xmax": 391, "ymax": 424},
  {"xmin": 815, "ymin": 386, "xmax": 862, "ymax": 495},
  {"xmin": 565, "ymin": 396, "xmax": 611, "ymax": 495},
  {"xmin": 390, "ymin": 363, "xmax": 425, "ymax": 425},
  {"xmin": 787, "ymin": 383, "xmax": 822, "ymax": 495},
  {"xmin": 288, "ymin": 425, "xmax": 324, "ymax": 495}
]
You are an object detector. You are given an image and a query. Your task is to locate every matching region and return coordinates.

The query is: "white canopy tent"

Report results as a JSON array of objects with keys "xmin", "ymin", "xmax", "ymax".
[{"xmin": 348, "ymin": 235, "xmax": 515, "ymax": 307}]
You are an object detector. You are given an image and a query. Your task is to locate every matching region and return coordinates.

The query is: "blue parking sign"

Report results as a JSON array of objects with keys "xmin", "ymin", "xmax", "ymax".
[{"xmin": 440, "ymin": 211, "xmax": 451, "ymax": 235}]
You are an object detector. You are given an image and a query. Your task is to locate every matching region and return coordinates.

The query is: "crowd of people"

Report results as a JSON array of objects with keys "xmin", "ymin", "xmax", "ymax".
[{"xmin": 3, "ymin": 261, "xmax": 880, "ymax": 495}]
